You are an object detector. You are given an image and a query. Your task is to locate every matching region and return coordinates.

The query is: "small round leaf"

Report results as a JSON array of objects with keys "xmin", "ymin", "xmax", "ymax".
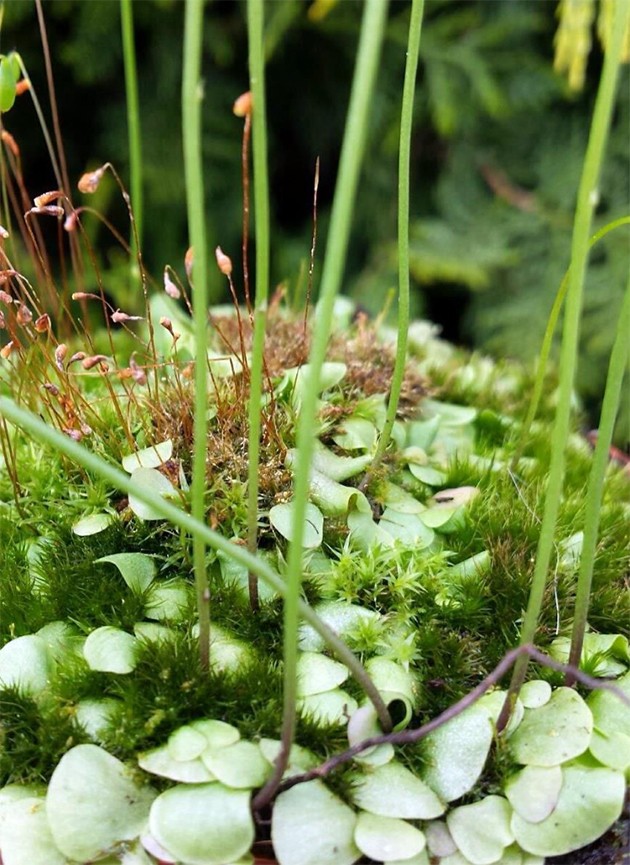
[{"xmin": 354, "ymin": 812, "xmax": 425, "ymax": 862}]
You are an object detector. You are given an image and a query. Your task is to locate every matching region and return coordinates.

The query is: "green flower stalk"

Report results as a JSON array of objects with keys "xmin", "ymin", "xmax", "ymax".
[
  {"xmin": 120, "ymin": 0, "xmax": 143, "ymax": 252},
  {"xmin": 499, "ymin": 0, "xmax": 630, "ymax": 730},
  {"xmin": 182, "ymin": 0, "xmax": 211, "ymax": 670}
]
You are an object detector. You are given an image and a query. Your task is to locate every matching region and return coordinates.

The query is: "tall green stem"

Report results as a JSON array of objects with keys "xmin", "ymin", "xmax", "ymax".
[
  {"xmin": 567, "ymin": 275, "xmax": 630, "ymax": 679},
  {"xmin": 246, "ymin": 0, "xmax": 271, "ymax": 611},
  {"xmin": 120, "ymin": 0, "xmax": 143, "ymax": 251},
  {"xmin": 498, "ymin": 0, "xmax": 629, "ymax": 729},
  {"xmin": 511, "ymin": 215, "xmax": 630, "ymax": 472},
  {"xmin": 370, "ymin": 0, "xmax": 424, "ymax": 474},
  {"xmin": 0, "ymin": 396, "xmax": 390, "ymax": 727},
  {"xmin": 182, "ymin": 0, "xmax": 210, "ymax": 670},
  {"xmin": 254, "ymin": 0, "xmax": 390, "ymax": 810}
]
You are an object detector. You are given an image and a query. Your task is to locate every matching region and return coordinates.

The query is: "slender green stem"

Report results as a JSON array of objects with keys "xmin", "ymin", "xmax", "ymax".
[
  {"xmin": 0, "ymin": 396, "xmax": 390, "ymax": 726},
  {"xmin": 498, "ymin": 0, "xmax": 629, "ymax": 730},
  {"xmin": 370, "ymin": 0, "xmax": 424, "ymax": 474},
  {"xmin": 120, "ymin": 0, "xmax": 143, "ymax": 251},
  {"xmin": 246, "ymin": 0, "xmax": 271, "ymax": 611},
  {"xmin": 182, "ymin": 0, "xmax": 210, "ymax": 670},
  {"xmin": 567, "ymin": 275, "xmax": 630, "ymax": 679},
  {"xmin": 511, "ymin": 215, "xmax": 630, "ymax": 471},
  {"xmin": 254, "ymin": 0, "xmax": 390, "ymax": 811}
]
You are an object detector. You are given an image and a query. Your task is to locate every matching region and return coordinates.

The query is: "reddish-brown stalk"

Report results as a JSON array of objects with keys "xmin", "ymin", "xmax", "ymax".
[{"xmin": 234, "ymin": 90, "xmax": 253, "ymax": 315}]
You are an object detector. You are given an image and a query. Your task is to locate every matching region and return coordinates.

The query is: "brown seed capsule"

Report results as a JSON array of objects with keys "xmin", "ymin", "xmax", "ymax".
[
  {"xmin": 64, "ymin": 211, "xmax": 79, "ymax": 232},
  {"xmin": 34, "ymin": 190, "xmax": 64, "ymax": 209},
  {"xmin": 29, "ymin": 205, "xmax": 64, "ymax": 218},
  {"xmin": 215, "ymin": 246, "xmax": 233, "ymax": 276},
  {"xmin": 55, "ymin": 344, "xmax": 68, "ymax": 370},
  {"xmin": 68, "ymin": 351, "xmax": 86, "ymax": 366},
  {"xmin": 81, "ymin": 354, "xmax": 109, "ymax": 370},
  {"xmin": 0, "ymin": 226, "xmax": 9, "ymax": 240},
  {"xmin": 0, "ymin": 290, "xmax": 12, "ymax": 305},
  {"xmin": 129, "ymin": 355, "xmax": 147, "ymax": 385},
  {"xmin": 164, "ymin": 269, "xmax": 181, "ymax": 299},
  {"xmin": 233, "ymin": 91, "xmax": 253, "ymax": 117},
  {"xmin": 78, "ymin": 166, "xmax": 106, "ymax": 194},
  {"xmin": 44, "ymin": 382, "xmax": 60, "ymax": 396},
  {"xmin": 34, "ymin": 313, "xmax": 51, "ymax": 333},
  {"xmin": 63, "ymin": 428, "xmax": 83, "ymax": 442},
  {"xmin": 15, "ymin": 79, "xmax": 30, "ymax": 96},
  {"xmin": 0, "ymin": 340, "xmax": 16, "ymax": 359},
  {"xmin": 0, "ymin": 311, "xmax": 5, "ymax": 328},
  {"xmin": 111, "ymin": 310, "xmax": 143, "ymax": 323},
  {"xmin": 16, "ymin": 305, "xmax": 33, "ymax": 325}
]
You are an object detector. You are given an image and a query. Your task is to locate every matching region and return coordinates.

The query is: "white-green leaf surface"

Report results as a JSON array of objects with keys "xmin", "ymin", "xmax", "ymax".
[
  {"xmin": 0, "ymin": 635, "xmax": 51, "ymax": 696},
  {"xmin": 74, "ymin": 698, "xmax": 120, "ymax": 743},
  {"xmin": 421, "ymin": 706, "xmax": 494, "ymax": 802},
  {"xmin": 149, "ymin": 783, "xmax": 254, "ymax": 865},
  {"xmin": 446, "ymin": 796, "xmax": 514, "ymax": 865},
  {"xmin": 122, "ymin": 439, "xmax": 173, "ymax": 472},
  {"xmin": 298, "ymin": 601, "xmax": 381, "ymax": 652},
  {"xmin": 138, "ymin": 745, "xmax": 215, "ymax": 784},
  {"xmin": 272, "ymin": 780, "xmax": 359, "ymax": 865},
  {"xmin": 72, "ymin": 512, "xmax": 114, "ymax": 536},
  {"xmin": 505, "ymin": 765, "xmax": 563, "ymax": 823},
  {"xmin": 296, "ymin": 652, "xmax": 349, "ymax": 696},
  {"xmin": 95, "ymin": 552, "xmax": 156, "ymax": 593},
  {"xmin": 511, "ymin": 760, "xmax": 625, "ymax": 857},
  {"xmin": 351, "ymin": 761, "xmax": 445, "ymax": 819},
  {"xmin": 347, "ymin": 703, "xmax": 395, "ymax": 767},
  {"xmin": 189, "ymin": 719, "xmax": 241, "ymax": 748},
  {"xmin": 332, "ymin": 418, "xmax": 377, "ymax": 451},
  {"xmin": 0, "ymin": 797, "xmax": 66, "ymax": 865},
  {"xmin": 128, "ymin": 467, "xmax": 178, "ymax": 520},
  {"xmin": 509, "ymin": 687, "xmax": 593, "ymax": 766},
  {"xmin": 144, "ymin": 579, "xmax": 190, "ymax": 621},
  {"xmin": 83, "ymin": 627, "xmax": 138, "ymax": 674},
  {"xmin": 519, "ymin": 680, "xmax": 552, "ymax": 709},
  {"xmin": 167, "ymin": 726, "xmax": 208, "ymax": 762},
  {"xmin": 46, "ymin": 744, "xmax": 156, "ymax": 861},
  {"xmin": 298, "ymin": 688, "xmax": 358, "ymax": 725},
  {"xmin": 354, "ymin": 812, "xmax": 425, "ymax": 862},
  {"xmin": 424, "ymin": 820, "xmax": 457, "ymax": 858},
  {"xmin": 312, "ymin": 442, "xmax": 372, "ymax": 481},
  {"xmin": 269, "ymin": 501, "xmax": 324, "ymax": 548},
  {"xmin": 201, "ymin": 741, "xmax": 271, "ymax": 789}
]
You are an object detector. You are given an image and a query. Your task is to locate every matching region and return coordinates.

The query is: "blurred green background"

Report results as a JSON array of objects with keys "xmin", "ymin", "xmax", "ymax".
[{"xmin": 2, "ymin": 0, "xmax": 629, "ymax": 440}]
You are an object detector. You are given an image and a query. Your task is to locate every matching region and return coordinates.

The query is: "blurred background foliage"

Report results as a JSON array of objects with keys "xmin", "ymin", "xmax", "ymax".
[{"xmin": 1, "ymin": 0, "xmax": 629, "ymax": 440}]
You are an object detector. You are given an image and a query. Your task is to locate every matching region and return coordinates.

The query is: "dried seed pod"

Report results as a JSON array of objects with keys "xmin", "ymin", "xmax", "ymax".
[
  {"xmin": 55, "ymin": 343, "xmax": 68, "ymax": 370},
  {"xmin": 0, "ymin": 340, "xmax": 16, "ymax": 359},
  {"xmin": 15, "ymin": 79, "xmax": 29, "ymax": 96},
  {"xmin": 63, "ymin": 428, "xmax": 83, "ymax": 442},
  {"xmin": 0, "ymin": 225, "xmax": 9, "ymax": 240},
  {"xmin": 129, "ymin": 355, "xmax": 147, "ymax": 385},
  {"xmin": 67, "ymin": 351, "xmax": 86, "ymax": 366},
  {"xmin": 81, "ymin": 354, "xmax": 109, "ymax": 370},
  {"xmin": 43, "ymin": 382, "xmax": 60, "ymax": 396},
  {"xmin": 34, "ymin": 313, "xmax": 51, "ymax": 333},
  {"xmin": 78, "ymin": 165, "xmax": 106, "ymax": 194},
  {"xmin": 0, "ymin": 310, "xmax": 5, "ymax": 328},
  {"xmin": 233, "ymin": 91, "xmax": 253, "ymax": 117},
  {"xmin": 164, "ymin": 269, "xmax": 181, "ymax": 299},
  {"xmin": 111, "ymin": 309, "xmax": 143, "ymax": 323},
  {"xmin": 0, "ymin": 290, "xmax": 12, "ymax": 304},
  {"xmin": 16, "ymin": 304, "xmax": 32, "ymax": 325},
  {"xmin": 215, "ymin": 246, "xmax": 233, "ymax": 276},
  {"xmin": 34, "ymin": 190, "xmax": 64, "ymax": 209},
  {"xmin": 64, "ymin": 211, "xmax": 79, "ymax": 232},
  {"xmin": 29, "ymin": 205, "xmax": 64, "ymax": 218}
]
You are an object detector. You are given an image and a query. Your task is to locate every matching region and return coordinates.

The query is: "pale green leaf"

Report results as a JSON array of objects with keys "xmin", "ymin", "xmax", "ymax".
[
  {"xmin": 421, "ymin": 706, "xmax": 494, "ymax": 802},
  {"xmin": 269, "ymin": 501, "xmax": 324, "ymax": 548},
  {"xmin": 354, "ymin": 812, "xmax": 425, "ymax": 862},
  {"xmin": 511, "ymin": 761, "xmax": 625, "ymax": 857},
  {"xmin": 138, "ymin": 745, "xmax": 215, "ymax": 784},
  {"xmin": 167, "ymin": 726, "xmax": 208, "ymax": 762},
  {"xmin": 296, "ymin": 652, "xmax": 349, "ymax": 697},
  {"xmin": 122, "ymin": 439, "xmax": 173, "ymax": 472},
  {"xmin": 72, "ymin": 512, "xmax": 114, "ymax": 536},
  {"xmin": 519, "ymin": 680, "xmax": 552, "ymax": 709},
  {"xmin": 505, "ymin": 765, "xmax": 563, "ymax": 824},
  {"xmin": 201, "ymin": 741, "xmax": 271, "ymax": 789},
  {"xmin": 144, "ymin": 580, "xmax": 190, "ymax": 622},
  {"xmin": 351, "ymin": 762, "xmax": 445, "ymax": 819},
  {"xmin": 272, "ymin": 780, "xmax": 359, "ymax": 865},
  {"xmin": 46, "ymin": 744, "xmax": 156, "ymax": 861},
  {"xmin": 298, "ymin": 689, "xmax": 358, "ymax": 726},
  {"xmin": 0, "ymin": 797, "xmax": 66, "ymax": 865},
  {"xmin": 83, "ymin": 627, "xmax": 138, "ymax": 674},
  {"xmin": 0, "ymin": 635, "xmax": 51, "ymax": 696},
  {"xmin": 149, "ymin": 783, "xmax": 254, "ymax": 865},
  {"xmin": 509, "ymin": 688, "xmax": 593, "ymax": 766},
  {"xmin": 128, "ymin": 467, "xmax": 178, "ymax": 520},
  {"xmin": 95, "ymin": 553, "xmax": 156, "ymax": 593},
  {"xmin": 447, "ymin": 796, "xmax": 514, "ymax": 865}
]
